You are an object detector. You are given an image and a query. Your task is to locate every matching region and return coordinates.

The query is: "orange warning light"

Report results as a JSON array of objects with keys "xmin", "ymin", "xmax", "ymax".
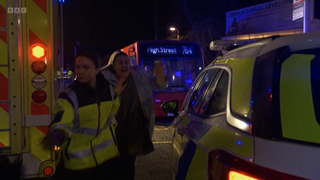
[{"xmin": 32, "ymin": 45, "xmax": 46, "ymax": 59}]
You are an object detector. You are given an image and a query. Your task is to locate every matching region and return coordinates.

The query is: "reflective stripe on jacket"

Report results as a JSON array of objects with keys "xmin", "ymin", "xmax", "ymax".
[{"xmin": 50, "ymin": 72, "xmax": 120, "ymax": 170}]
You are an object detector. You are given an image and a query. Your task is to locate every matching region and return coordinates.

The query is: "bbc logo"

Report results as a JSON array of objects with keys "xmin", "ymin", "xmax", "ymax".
[{"xmin": 7, "ymin": 7, "xmax": 27, "ymax": 14}]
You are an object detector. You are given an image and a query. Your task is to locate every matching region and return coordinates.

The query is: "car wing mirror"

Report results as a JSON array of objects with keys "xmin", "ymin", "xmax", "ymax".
[{"xmin": 161, "ymin": 100, "xmax": 179, "ymax": 117}]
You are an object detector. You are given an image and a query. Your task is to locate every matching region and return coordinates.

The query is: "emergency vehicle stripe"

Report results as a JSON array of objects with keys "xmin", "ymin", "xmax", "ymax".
[
  {"xmin": 175, "ymin": 114, "xmax": 253, "ymax": 179},
  {"xmin": 183, "ymin": 117, "xmax": 253, "ymax": 159},
  {"xmin": 0, "ymin": 30, "xmax": 6, "ymax": 43},
  {"xmin": 0, "ymin": 131, "xmax": 9, "ymax": 147},
  {"xmin": 0, "ymin": 57, "xmax": 9, "ymax": 146},
  {"xmin": 0, "ymin": 23, "xmax": 8, "ymax": 65},
  {"xmin": 28, "ymin": 0, "xmax": 50, "ymax": 137},
  {"xmin": 28, "ymin": 1, "xmax": 48, "ymax": 46},
  {"xmin": 0, "ymin": 15, "xmax": 8, "ymax": 65},
  {"xmin": 0, "ymin": 32, "xmax": 8, "ymax": 102},
  {"xmin": 28, "ymin": 30, "xmax": 46, "ymax": 47},
  {"xmin": 186, "ymin": 124, "xmax": 249, "ymax": 180},
  {"xmin": 186, "ymin": 147, "xmax": 208, "ymax": 180},
  {"xmin": 31, "ymin": 102, "xmax": 50, "ymax": 135},
  {"xmin": 0, "ymin": 103, "xmax": 9, "ymax": 129},
  {"xmin": 0, "ymin": 103, "xmax": 9, "ymax": 146},
  {"xmin": 0, "ymin": 0, "xmax": 8, "ymax": 147},
  {"xmin": 0, "ymin": 67, "xmax": 8, "ymax": 101},
  {"xmin": 0, "ymin": 0, "xmax": 6, "ymax": 28},
  {"xmin": 32, "ymin": 0, "xmax": 47, "ymax": 14},
  {"xmin": 24, "ymin": 0, "xmax": 54, "ymax": 169},
  {"xmin": 175, "ymin": 140, "xmax": 197, "ymax": 180},
  {"xmin": 280, "ymin": 54, "xmax": 320, "ymax": 144}
]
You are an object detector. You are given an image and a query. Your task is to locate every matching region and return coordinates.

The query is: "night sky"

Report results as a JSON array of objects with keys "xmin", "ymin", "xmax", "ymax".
[{"xmin": 62, "ymin": 0, "xmax": 319, "ymax": 67}]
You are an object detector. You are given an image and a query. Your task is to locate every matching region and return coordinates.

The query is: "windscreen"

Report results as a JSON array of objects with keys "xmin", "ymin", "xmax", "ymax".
[{"xmin": 140, "ymin": 57, "xmax": 202, "ymax": 91}]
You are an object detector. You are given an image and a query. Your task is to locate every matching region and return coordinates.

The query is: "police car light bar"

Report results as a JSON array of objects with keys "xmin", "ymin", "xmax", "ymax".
[{"xmin": 209, "ymin": 39, "xmax": 258, "ymax": 51}]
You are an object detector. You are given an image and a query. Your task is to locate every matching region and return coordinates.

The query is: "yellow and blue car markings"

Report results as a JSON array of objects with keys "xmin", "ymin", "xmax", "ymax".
[{"xmin": 175, "ymin": 114, "xmax": 253, "ymax": 180}]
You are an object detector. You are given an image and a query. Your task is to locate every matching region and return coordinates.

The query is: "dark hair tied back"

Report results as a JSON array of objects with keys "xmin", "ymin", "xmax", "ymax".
[{"xmin": 76, "ymin": 47, "xmax": 100, "ymax": 68}]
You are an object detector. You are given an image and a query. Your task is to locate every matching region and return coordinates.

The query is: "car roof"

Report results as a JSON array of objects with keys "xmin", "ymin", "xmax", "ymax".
[
  {"xmin": 209, "ymin": 31, "xmax": 320, "ymax": 68},
  {"xmin": 204, "ymin": 31, "xmax": 320, "ymax": 119}
]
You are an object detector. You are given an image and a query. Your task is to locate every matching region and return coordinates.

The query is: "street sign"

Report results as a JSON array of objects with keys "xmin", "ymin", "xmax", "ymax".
[{"xmin": 293, "ymin": 0, "xmax": 305, "ymax": 21}]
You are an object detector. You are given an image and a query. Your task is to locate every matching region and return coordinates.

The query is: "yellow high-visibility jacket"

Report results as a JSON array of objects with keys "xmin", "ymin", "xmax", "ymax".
[
  {"xmin": 67, "ymin": 70, "xmax": 73, "ymax": 78},
  {"xmin": 50, "ymin": 72, "xmax": 120, "ymax": 170}
]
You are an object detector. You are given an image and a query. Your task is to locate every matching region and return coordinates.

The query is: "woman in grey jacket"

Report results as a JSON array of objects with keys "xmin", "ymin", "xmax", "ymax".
[{"xmin": 100, "ymin": 51, "xmax": 167, "ymax": 180}]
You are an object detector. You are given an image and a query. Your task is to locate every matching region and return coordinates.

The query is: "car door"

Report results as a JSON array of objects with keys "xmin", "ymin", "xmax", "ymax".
[
  {"xmin": 172, "ymin": 67, "xmax": 222, "ymax": 179},
  {"xmin": 174, "ymin": 67, "xmax": 230, "ymax": 180},
  {"xmin": 171, "ymin": 71, "xmax": 206, "ymax": 177}
]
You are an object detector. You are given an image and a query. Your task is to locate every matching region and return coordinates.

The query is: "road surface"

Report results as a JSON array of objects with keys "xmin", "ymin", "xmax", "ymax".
[{"xmin": 135, "ymin": 119, "xmax": 173, "ymax": 180}]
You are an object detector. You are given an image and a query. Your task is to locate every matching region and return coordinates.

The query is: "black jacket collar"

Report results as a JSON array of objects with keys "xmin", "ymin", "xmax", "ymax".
[{"xmin": 72, "ymin": 72, "xmax": 110, "ymax": 94}]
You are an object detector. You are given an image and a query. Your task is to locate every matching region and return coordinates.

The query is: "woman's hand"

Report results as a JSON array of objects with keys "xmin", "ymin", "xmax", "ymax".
[
  {"xmin": 45, "ymin": 129, "xmax": 66, "ymax": 147},
  {"xmin": 154, "ymin": 63, "xmax": 165, "ymax": 78},
  {"xmin": 116, "ymin": 77, "xmax": 128, "ymax": 95},
  {"xmin": 154, "ymin": 63, "xmax": 167, "ymax": 86}
]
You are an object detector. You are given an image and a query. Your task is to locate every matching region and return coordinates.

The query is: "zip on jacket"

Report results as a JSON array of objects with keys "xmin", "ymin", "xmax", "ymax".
[{"xmin": 91, "ymin": 94, "xmax": 101, "ymax": 166}]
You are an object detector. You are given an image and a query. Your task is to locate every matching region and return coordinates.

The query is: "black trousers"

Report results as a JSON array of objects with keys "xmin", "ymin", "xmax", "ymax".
[
  {"xmin": 118, "ymin": 155, "xmax": 136, "ymax": 180},
  {"xmin": 53, "ymin": 157, "xmax": 121, "ymax": 180}
]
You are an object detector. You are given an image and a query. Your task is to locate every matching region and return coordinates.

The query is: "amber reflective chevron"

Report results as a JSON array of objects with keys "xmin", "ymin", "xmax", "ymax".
[
  {"xmin": 32, "ymin": 0, "xmax": 47, "ymax": 13},
  {"xmin": 25, "ymin": 0, "xmax": 54, "ymax": 169},
  {"xmin": 0, "ymin": 1, "xmax": 6, "ymax": 28},
  {"xmin": 0, "ymin": 0, "xmax": 9, "ymax": 147}
]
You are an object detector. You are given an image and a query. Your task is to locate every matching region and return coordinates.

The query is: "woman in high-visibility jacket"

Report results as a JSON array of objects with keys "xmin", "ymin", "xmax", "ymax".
[{"xmin": 48, "ymin": 49, "xmax": 127, "ymax": 180}]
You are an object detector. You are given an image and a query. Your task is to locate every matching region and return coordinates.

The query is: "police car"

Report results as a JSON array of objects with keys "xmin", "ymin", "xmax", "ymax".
[{"xmin": 161, "ymin": 31, "xmax": 320, "ymax": 180}]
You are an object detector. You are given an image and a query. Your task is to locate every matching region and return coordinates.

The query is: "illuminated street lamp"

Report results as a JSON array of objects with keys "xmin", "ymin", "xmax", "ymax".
[{"xmin": 170, "ymin": 27, "xmax": 180, "ymax": 41}]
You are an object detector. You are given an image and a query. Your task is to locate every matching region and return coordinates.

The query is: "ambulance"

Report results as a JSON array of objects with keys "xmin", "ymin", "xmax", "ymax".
[
  {"xmin": 0, "ymin": 0, "xmax": 66, "ymax": 178},
  {"xmin": 162, "ymin": 31, "xmax": 320, "ymax": 180}
]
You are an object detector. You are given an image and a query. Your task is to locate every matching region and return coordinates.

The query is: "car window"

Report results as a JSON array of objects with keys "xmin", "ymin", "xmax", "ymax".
[
  {"xmin": 252, "ymin": 51, "xmax": 320, "ymax": 144},
  {"xmin": 199, "ymin": 70, "xmax": 229, "ymax": 115},
  {"xmin": 188, "ymin": 68, "xmax": 220, "ymax": 113},
  {"xmin": 181, "ymin": 71, "xmax": 207, "ymax": 111}
]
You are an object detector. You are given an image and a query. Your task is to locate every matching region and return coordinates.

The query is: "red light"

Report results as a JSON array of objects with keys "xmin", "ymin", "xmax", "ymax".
[
  {"xmin": 32, "ymin": 90, "xmax": 47, "ymax": 104},
  {"xmin": 43, "ymin": 166, "xmax": 53, "ymax": 176},
  {"xmin": 208, "ymin": 150, "xmax": 308, "ymax": 180},
  {"xmin": 32, "ymin": 45, "xmax": 46, "ymax": 59},
  {"xmin": 31, "ymin": 61, "xmax": 46, "ymax": 74}
]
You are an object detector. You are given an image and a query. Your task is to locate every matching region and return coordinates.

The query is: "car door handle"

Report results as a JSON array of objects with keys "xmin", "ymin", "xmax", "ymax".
[{"xmin": 177, "ymin": 128, "xmax": 185, "ymax": 136}]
